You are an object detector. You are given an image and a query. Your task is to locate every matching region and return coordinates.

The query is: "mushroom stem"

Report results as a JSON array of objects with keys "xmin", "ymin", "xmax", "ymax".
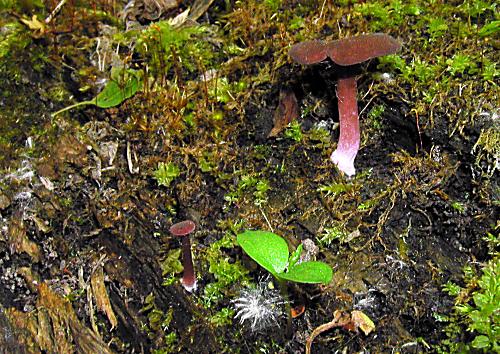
[
  {"xmin": 330, "ymin": 76, "xmax": 360, "ymax": 177},
  {"xmin": 180, "ymin": 237, "xmax": 197, "ymax": 292}
]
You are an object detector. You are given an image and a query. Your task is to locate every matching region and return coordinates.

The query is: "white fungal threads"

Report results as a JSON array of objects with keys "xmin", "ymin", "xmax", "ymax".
[{"xmin": 233, "ymin": 281, "xmax": 285, "ymax": 331}]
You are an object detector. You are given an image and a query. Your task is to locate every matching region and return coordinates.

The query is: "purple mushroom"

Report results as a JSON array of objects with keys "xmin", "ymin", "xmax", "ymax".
[
  {"xmin": 289, "ymin": 33, "xmax": 401, "ymax": 176},
  {"xmin": 170, "ymin": 220, "xmax": 197, "ymax": 292}
]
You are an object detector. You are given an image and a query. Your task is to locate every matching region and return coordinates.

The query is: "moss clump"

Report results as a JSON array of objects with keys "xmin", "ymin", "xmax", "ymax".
[
  {"xmin": 136, "ymin": 21, "xmax": 216, "ymax": 80},
  {"xmin": 438, "ymin": 233, "xmax": 499, "ymax": 352}
]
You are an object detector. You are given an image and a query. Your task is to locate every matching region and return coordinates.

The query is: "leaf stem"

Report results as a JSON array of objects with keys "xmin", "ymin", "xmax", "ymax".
[
  {"xmin": 51, "ymin": 100, "xmax": 94, "ymax": 118},
  {"xmin": 278, "ymin": 279, "xmax": 292, "ymax": 338}
]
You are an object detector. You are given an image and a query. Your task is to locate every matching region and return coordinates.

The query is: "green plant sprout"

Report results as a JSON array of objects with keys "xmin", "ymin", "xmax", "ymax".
[
  {"xmin": 237, "ymin": 230, "xmax": 332, "ymax": 336},
  {"xmin": 51, "ymin": 68, "xmax": 141, "ymax": 117},
  {"xmin": 237, "ymin": 230, "xmax": 332, "ymax": 285},
  {"xmin": 153, "ymin": 162, "xmax": 180, "ymax": 187},
  {"xmin": 284, "ymin": 120, "xmax": 303, "ymax": 142}
]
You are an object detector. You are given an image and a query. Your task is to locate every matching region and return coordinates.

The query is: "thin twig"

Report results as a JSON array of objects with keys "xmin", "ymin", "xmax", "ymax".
[{"xmin": 45, "ymin": 0, "xmax": 67, "ymax": 24}]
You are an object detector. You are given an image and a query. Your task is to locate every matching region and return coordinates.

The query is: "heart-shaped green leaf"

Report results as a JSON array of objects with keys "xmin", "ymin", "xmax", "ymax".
[{"xmin": 237, "ymin": 231, "xmax": 289, "ymax": 276}]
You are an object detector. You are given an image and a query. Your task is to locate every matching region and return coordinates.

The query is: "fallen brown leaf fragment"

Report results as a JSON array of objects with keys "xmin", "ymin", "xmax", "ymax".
[
  {"xmin": 305, "ymin": 310, "xmax": 376, "ymax": 354},
  {"xmin": 351, "ymin": 310, "xmax": 375, "ymax": 336},
  {"xmin": 91, "ymin": 266, "xmax": 118, "ymax": 329},
  {"xmin": 268, "ymin": 89, "xmax": 300, "ymax": 138}
]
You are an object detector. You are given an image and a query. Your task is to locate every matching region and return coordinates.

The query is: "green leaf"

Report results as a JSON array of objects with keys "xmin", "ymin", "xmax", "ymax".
[
  {"xmin": 478, "ymin": 21, "xmax": 500, "ymax": 37},
  {"xmin": 95, "ymin": 69, "xmax": 140, "ymax": 108},
  {"xmin": 51, "ymin": 68, "xmax": 141, "ymax": 117},
  {"xmin": 160, "ymin": 248, "xmax": 183, "ymax": 276},
  {"xmin": 237, "ymin": 231, "xmax": 289, "ymax": 276},
  {"xmin": 288, "ymin": 244, "xmax": 303, "ymax": 268},
  {"xmin": 471, "ymin": 335, "xmax": 491, "ymax": 349},
  {"xmin": 473, "ymin": 293, "xmax": 488, "ymax": 308},
  {"xmin": 153, "ymin": 162, "xmax": 180, "ymax": 187},
  {"xmin": 279, "ymin": 261, "xmax": 333, "ymax": 285}
]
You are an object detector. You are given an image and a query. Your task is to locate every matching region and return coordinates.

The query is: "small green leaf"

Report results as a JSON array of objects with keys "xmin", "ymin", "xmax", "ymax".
[
  {"xmin": 473, "ymin": 293, "xmax": 488, "ymax": 308},
  {"xmin": 471, "ymin": 335, "xmax": 491, "ymax": 349},
  {"xmin": 153, "ymin": 162, "xmax": 180, "ymax": 187},
  {"xmin": 478, "ymin": 20, "xmax": 500, "ymax": 37},
  {"xmin": 95, "ymin": 69, "xmax": 140, "ymax": 108},
  {"xmin": 160, "ymin": 248, "xmax": 183, "ymax": 276},
  {"xmin": 237, "ymin": 231, "xmax": 289, "ymax": 276},
  {"xmin": 279, "ymin": 261, "xmax": 333, "ymax": 285},
  {"xmin": 288, "ymin": 244, "xmax": 303, "ymax": 268},
  {"xmin": 51, "ymin": 68, "xmax": 141, "ymax": 117}
]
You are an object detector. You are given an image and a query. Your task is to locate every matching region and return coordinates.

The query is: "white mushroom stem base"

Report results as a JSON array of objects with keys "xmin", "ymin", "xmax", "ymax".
[
  {"xmin": 330, "ymin": 76, "xmax": 360, "ymax": 177},
  {"xmin": 181, "ymin": 278, "xmax": 197, "ymax": 292}
]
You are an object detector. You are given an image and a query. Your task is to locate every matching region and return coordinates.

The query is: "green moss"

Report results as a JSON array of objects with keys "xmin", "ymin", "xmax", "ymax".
[
  {"xmin": 480, "ymin": 59, "xmax": 498, "ymax": 82},
  {"xmin": 446, "ymin": 54, "xmax": 478, "ymax": 76},
  {"xmin": 153, "ymin": 162, "xmax": 180, "ymax": 188},
  {"xmin": 367, "ymin": 104, "xmax": 386, "ymax": 130},
  {"xmin": 136, "ymin": 21, "xmax": 215, "ymax": 78},
  {"xmin": 284, "ymin": 120, "xmax": 303, "ymax": 142},
  {"xmin": 427, "ymin": 17, "xmax": 449, "ymax": 39},
  {"xmin": 317, "ymin": 182, "xmax": 352, "ymax": 197},
  {"xmin": 459, "ymin": 0, "xmax": 496, "ymax": 18},
  {"xmin": 438, "ymin": 255, "xmax": 499, "ymax": 352},
  {"xmin": 224, "ymin": 173, "xmax": 271, "ymax": 207},
  {"xmin": 210, "ymin": 307, "xmax": 235, "ymax": 327},
  {"xmin": 0, "ymin": 22, "xmax": 31, "ymax": 76},
  {"xmin": 152, "ymin": 332, "xmax": 178, "ymax": 354},
  {"xmin": 200, "ymin": 232, "xmax": 250, "ymax": 308},
  {"xmin": 450, "ymin": 201, "xmax": 466, "ymax": 213},
  {"xmin": 140, "ymin": 294, "xmax": 179, "ymax": 352},
  {"xmin": 318, "ymin": 225, "xmax": 350, "ymax": 246},
  {"xmin": 160, "ymin": 248, "xmax": 183, "ymax": 286},
  {"xmin": 354, "ymin": 0, "xmax": 421, "ymax": 31},
  {"xmin": 306, "ymin": 126, "xmax": 331, "ymax": 149}
]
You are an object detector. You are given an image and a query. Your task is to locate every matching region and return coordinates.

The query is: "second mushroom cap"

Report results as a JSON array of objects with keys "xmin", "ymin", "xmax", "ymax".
[{"xmin": 169, "ymin": 220, "xmax": 196, "ymax": 236}]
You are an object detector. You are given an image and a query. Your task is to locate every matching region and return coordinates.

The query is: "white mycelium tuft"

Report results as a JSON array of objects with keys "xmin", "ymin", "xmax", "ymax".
[{"xmin": 233, "ymin": 281, "xmax": 285, "ymax": 331}]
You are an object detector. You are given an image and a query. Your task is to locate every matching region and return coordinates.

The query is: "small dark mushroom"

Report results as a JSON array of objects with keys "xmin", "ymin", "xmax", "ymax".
[
  {"xmin": 170, "ymin": 220, "xmax": 197, "ymax": 292},
  {"xmin": 289, "ymin": 33, "xmax": 401, "ymax": 176}
]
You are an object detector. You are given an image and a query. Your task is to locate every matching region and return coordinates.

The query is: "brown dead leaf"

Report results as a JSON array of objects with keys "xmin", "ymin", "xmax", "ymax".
[
  {"xmin": 351, "ymin": 310, "xmax": 375, "ymax": 335},
  {"xmin": 305, "ymin": 310, "xmax": 376, "ymax": 354},
  {"xmin": 91, "ymin": 266, "xmax": 118, "ymax": 329},
  {"xmin": 268, "ymin": 88, "xmax": 300, "ymax": 137}
]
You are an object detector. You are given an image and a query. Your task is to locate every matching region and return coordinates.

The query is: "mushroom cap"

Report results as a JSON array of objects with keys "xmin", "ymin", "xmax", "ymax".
[
  {"xmin": 326, "ymin": 33, "xmax": 401, "ymax": 66},
  {"xmin": 289, "ymin": 34, "xmax": 401, "ymax": 67},
  {"xmin": 169, "ymin": 220, "xmax": 196, "ymax": 236},
  {"xmin": 289, "ymin": 40, "xmax": 328, "ymax": 65}
]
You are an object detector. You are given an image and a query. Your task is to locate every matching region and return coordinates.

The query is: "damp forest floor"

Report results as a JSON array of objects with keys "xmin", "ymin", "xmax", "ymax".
[{"xmin": 0, "ymin": 1, "xmax": 498, "ymax": 353}]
